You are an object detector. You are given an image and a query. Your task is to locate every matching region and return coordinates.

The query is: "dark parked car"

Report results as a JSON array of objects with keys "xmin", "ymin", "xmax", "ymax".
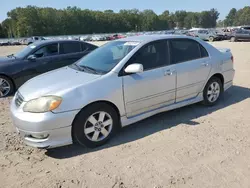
[
  {"xmin": 0, "ymin": 40, "xmax": 98, "ymax": 97},
  {"xmin": 239, "ymin": 26, "xmax": 250, "ymax": 30},
  {"xmin": 230, "ymin": 29, "xmax": 250, "ymax": 42}
]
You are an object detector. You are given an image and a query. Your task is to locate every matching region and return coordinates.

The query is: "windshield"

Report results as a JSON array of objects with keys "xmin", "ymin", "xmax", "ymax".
[
  {"xmin": 73, "ymin": 41, "xmax": 139, "ymax": 73},
  {"xmin": 14, "ymin": 44, "xmax": 37, "ymax": 59}
]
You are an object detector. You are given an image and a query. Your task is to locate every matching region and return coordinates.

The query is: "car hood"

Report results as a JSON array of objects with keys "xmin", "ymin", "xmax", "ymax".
[
  {"xmin": 0, "ymin": 57, "xmax": 15, "ymax": 64},
  {"xmin": 18, "ymin": 66, "xmax": 102, "ymax": 101}
]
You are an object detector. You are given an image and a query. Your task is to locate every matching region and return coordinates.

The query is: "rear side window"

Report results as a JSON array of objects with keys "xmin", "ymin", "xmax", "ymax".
[
  {"xmin": 200, "ymin": 44, "xmax": 209, "ymax": 58},
  {"xmin": 81, "ymin": 43, "xmax": 97, "ymax": 52},
  {"xmin": 170, "ymin": 39, "xmax": 201, "ymax": 64},
  {"xmin": 81, "ymin": 43, "xmax": 88, "ymax": 51},
  {"xmin": 60, "ymin": 42, "xmax": 81, "ymax": 54}
]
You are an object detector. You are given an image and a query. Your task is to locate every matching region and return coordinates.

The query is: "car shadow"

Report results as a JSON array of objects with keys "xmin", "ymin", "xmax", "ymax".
[{"xmin": 46, "ymin": 85, "xmax": 250, "ymax": 159}]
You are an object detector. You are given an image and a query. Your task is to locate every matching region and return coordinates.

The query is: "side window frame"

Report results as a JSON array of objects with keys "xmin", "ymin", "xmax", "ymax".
[
  {"xmin": 29, "ymin": 43, "xmax": 59, "ymax": 59},
  {"xmin": 118, "ymin": 39, "xmax": 170, "ymax": 77},
  {"xmin": 169, "ymin": 38, "xmax": 207, "ymax": 65}
]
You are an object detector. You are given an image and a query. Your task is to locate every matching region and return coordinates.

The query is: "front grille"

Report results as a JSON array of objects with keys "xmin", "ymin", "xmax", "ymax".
[{"xmin": 15, "ymin": 92, "xmax": 24, "ymax": 107}]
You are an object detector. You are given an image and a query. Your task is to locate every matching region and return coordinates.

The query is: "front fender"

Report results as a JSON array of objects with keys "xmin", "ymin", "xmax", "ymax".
[{"xmin": 52, "ymin": 73, "xmax": 126, "ymax": 117}]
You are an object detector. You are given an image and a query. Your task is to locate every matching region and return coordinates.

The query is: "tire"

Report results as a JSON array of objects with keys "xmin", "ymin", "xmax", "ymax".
[
  {"xmin": 202, "ymin": 77, "xmax": 223, "ymax": 106},
  {"xmin": 230, "ymin": 37, "xmax": 236, "ymax": 42},
  {"xmin": 0, "ymin": 75, "xmax": 14, "ymax": 98},
  {"xmin": 72, "ymin": 103, "xmax": 119, "ymax": 148},
  {"xmin": 209, "ymin": 36, "xmax": 214, "ymax": 42}
]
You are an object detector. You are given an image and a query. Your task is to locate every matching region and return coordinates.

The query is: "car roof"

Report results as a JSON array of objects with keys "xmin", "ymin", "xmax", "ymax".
[
  {"xmin": 117, "ymin": 34, "xmax": 196, "ymax": 43},
  {"xmin": 31, "ymin": 39, "xmax": 93, "ymax": 46}
]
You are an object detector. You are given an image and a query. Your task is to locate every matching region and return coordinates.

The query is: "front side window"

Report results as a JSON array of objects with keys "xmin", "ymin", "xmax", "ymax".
[
  {"xmin": 60, "ymin": 42, "xmax": 81, "ymax": 54},
  {"xmin": 73, "ymin": 41, "xmax": 139, "ymax": 73},
  {"xmin": 32, "ymin": 44, "xmax": 58, "ymax": 58},
  {"xmin": 127, "ymin": 40, "xmax": 168, "ymax": 71},
  {"xmin": 170, "ymin": 39, "xmax": 201, "ymax": 64},
  {"xmin": 15, "ymin": 45, "xmax": 36, "ymax": 59}
]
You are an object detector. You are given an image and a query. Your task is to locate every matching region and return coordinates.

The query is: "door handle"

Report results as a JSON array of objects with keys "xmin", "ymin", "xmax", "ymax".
[
  {"xmin": 202, "ymin": 62, "xmax": 209, "ymax": 67},
  {"xmin": 164, "ymin": 70, "xmax": 175, "ymax": 76}
]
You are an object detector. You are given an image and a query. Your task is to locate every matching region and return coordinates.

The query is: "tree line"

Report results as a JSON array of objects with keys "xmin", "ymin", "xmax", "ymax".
[
  {"xmin": 217, "ymin": 6, "xmax": 250, "ymax": 27},
  {"xmin": 0, "ymin": 6, "xmax": 249, "ymax": 38}
]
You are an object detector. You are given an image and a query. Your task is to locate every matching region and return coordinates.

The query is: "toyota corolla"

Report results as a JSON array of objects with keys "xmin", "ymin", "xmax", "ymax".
[{"xmin": 10, "ymin": 35, "xmax": 235, "ymax": 149}]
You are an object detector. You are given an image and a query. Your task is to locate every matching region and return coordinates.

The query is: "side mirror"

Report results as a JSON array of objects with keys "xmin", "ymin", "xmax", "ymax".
[
  {"xmin": 27, "ymin": 55, "xmax": 36, "ymax": 61},
  {"xmin": 125, "ymin": 63, "xmax": 143, "ymax": 74}
]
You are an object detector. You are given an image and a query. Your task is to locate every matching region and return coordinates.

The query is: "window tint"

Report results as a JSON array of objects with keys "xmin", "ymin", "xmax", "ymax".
[
  {"xmin": 170, "ymin": 39, "xmax": 201, "ymax": 64},
  {"xmin": 128, "ymin": 40, "xmax": 168, "ymax": 71},
  {"xmin": 60, "ymin": 42, "xmax": 81, "ymax": 54},
  {"xmin": 81, "ymin": 43, "xmax": 88, "ymax": 51},
  {"xmin": 33, "ymin": 44, "xmax": 58, "ymax": 58},
  {"xmin": 200, "ymin": 44, "xmax": 209, "ymax": 58}
]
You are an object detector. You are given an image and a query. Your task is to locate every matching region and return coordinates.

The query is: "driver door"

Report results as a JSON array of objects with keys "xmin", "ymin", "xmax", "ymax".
[
  {"xmin": 122, "ymin": 40, "xmax": 176, "ymax": 118},
  {"xmin": 20, "ymin": 43, "xmax": 60, "ymax": 84}
]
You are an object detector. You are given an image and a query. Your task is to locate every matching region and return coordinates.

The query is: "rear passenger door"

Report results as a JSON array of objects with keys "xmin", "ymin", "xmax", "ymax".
[
  {"xmin": 242, "ymin": 30, "xmax": 250, "ymax": 40},
  {"xmin": 169, "ymin": 39, "xmax": 212, "ymax": 102}
]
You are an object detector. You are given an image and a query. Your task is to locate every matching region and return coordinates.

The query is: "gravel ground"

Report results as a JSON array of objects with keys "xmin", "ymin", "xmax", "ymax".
[{"xmin": 0, "ymin": 41, "xmax": 250, "ymax": 188}]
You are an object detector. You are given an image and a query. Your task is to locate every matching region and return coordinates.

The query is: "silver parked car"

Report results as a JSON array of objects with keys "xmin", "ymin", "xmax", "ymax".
[{"xmin": 10, "ymin": 35, "xmax": 235, "ymax": 149}]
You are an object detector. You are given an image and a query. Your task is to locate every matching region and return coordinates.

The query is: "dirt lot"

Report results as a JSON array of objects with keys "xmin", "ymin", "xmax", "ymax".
[{"xmin": 0, "ymin": 41, "xmax": 250, "ymax": 188}]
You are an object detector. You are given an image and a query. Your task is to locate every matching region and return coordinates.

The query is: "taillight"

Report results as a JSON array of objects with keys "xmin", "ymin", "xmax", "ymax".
[{"xmin": 231, "ymin": 56, "xmax": 234, "ymax": 63}]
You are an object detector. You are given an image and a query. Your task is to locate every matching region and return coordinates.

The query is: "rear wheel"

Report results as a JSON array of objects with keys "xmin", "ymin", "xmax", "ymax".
[
  {"xmin": 72, "ymin": 103, "xmax": 119, "ymax": 148},
  {"xmin": 0, "ymin": 75, "xmax": 14, "ymax": 98},
  {"xmin": 203, "ymin": 77, "xmax": 223, "ymax": 106},
  {"xmin": 209, "ymin": 36, "xmax": 214, "ymax": 42},
  {"xmin": 230, "ymin": 37, "xmax": 236, "ymax": 42}
]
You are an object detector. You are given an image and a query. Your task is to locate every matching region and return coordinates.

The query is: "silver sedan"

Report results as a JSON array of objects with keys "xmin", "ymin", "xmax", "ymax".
[{"xmin": 10, "ymin": 35, "xmax": 235, "ymax": 149}]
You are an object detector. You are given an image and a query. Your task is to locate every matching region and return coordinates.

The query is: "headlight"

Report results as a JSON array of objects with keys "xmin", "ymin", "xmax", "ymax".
[{"xmin": 23, "ymin": 96, "xmax": 62, "ymax": 113}]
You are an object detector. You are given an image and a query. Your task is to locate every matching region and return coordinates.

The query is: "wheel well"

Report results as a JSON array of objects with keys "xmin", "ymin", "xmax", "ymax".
[
  {"xmin": 210, "ymin": 73, "xmax": 224, "ymax": 86},
  {"xmin": 71, "ymin": 100, "xmax": 122, "ymax": 143},
  {"xmin": 0, "ymin": 74, "xmax": 16, "ymax": 90}
]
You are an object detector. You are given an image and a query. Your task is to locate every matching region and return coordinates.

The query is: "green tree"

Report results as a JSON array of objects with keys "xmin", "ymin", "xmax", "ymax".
[
  {"xmin": 0, "ymin": 24, "xmax": 7, "ymax": 38},
  {"xmin": 140, "ymin": 9, "xmax": 159, "ymax": 31},
  {"xmin": 224, "ymin": 8, "xmax": 237, "ymax": 26},
  {"xmin": 174, "ymin": 11, "xmax": 187, "ymax": 28},
  {"xmin": 234, "ymin": 6, "xmax": 250, "ymax": 26}
]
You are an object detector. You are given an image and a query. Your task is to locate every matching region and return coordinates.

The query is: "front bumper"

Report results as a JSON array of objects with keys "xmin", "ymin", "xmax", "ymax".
[{"xmin": 10, "ymin": 98, "xmax": 80, "ymax": 149}]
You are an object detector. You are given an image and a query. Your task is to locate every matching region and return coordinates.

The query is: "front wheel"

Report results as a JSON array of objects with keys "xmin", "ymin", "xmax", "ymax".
[
  {"xmin": 72, "ymin": 103, "xmax": 119, "ymax": 148},
  {"xmin": 0, "ymin": 75, "xmax": 14, "ymax": 98},
  {"xmin": 202, "ymin": 77, "xmax": 223, "ymax": 106}
]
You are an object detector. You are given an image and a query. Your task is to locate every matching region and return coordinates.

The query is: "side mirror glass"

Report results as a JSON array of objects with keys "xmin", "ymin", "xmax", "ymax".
[
  {"xmin": 27, "ymin": 54, "xmax": 36, "ymax": 61},
  {"xmin": 125, "ymin": 63, "xmax": 143, "ymax": 74}
]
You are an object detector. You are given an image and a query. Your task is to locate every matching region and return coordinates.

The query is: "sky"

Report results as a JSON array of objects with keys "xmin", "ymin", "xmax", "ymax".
[{"xmin": 1, "ymin": 0, "xmax": 249, "ymax": 22}]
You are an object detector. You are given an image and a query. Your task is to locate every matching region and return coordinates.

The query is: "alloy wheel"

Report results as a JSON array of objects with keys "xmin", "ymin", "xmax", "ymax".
[
  {"xmin": 207, "ymin": 82, "xmax": 220, "ymax": 103},
  {"xmin": 84, "ymin": 111, "xmax": 113, "ymax": 142},
  {"xmin": 0, "ymin": 78, "xmax": 11, "ymax": 97}
]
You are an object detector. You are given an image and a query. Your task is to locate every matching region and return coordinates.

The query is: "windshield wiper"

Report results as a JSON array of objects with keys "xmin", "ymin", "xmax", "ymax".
[
  {"xmin": 71, "ymin": 63, "xmax": 84, "ymax": 71},
  {"xmin": 7, "ymin": 54, "xmax": 17, "ymax": 59},
  {"xmin": 79, "ymin": 65, "xmax": 106, "ymax": 75}
]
